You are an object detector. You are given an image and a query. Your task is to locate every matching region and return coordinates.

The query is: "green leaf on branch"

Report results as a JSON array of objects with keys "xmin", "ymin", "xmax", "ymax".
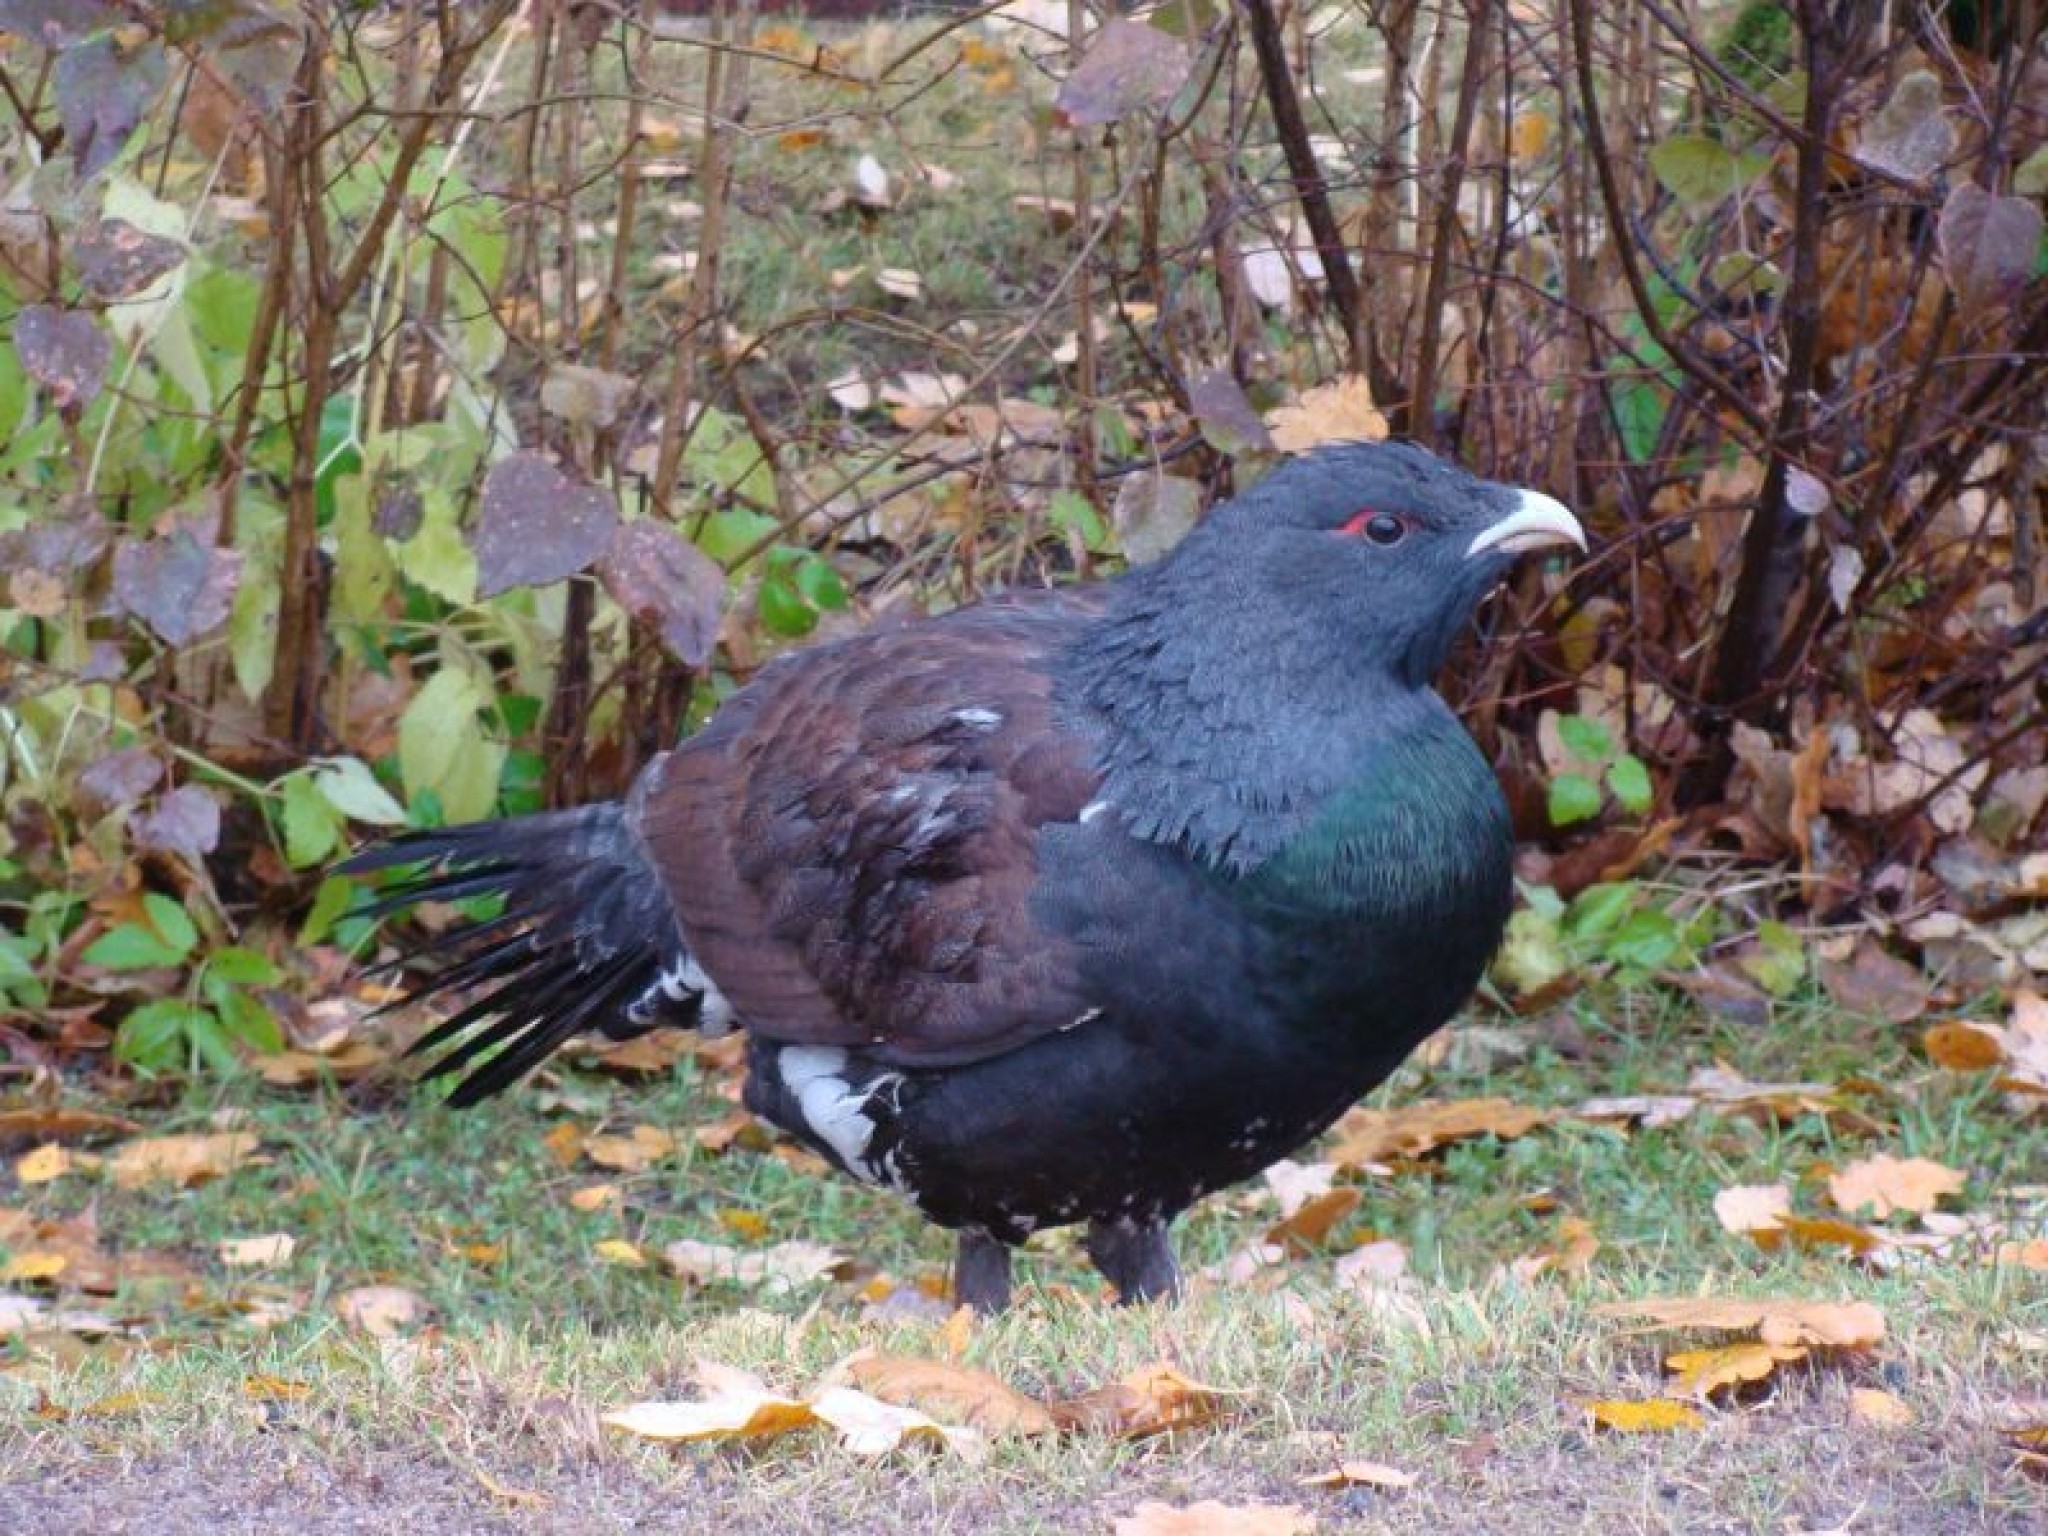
[{"xmin": 1548, "ymin": 772, "xmax": 1604, "ymax": 827}]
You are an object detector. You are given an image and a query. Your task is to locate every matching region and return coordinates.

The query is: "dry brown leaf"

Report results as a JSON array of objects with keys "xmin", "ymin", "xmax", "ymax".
[
  {"xmin": 1299, "ymin": 1460, "xmax": 1416, "ymax": 1491},
  {"xmin": 1663, "ymin": 1340, "xmax": 1807, "ymax": 1397},
  {"xmin": 1115, "ymin": 1500, "xmax": 1316, "ymax": 1536},
  {"xmin": 843, "ymin": 1352, "xmax": 1056, "ymax": 1436},
  {"xmin": 1923, "ymin": 1021, "xmax": 2006, "ymax": 1071},
  {"xmin": 1827, "ymin": 1154, "xmax": 1965, "ymax": 1219},
  {"xmin": 1849, "ymin": 1387, "xmax": 1914, "ymax": 1427},
  {"xmin": 217, "ymin": 1233, "xmax": 295, "ymax": 1268},
  {"xmin": 540, "ymin": 1121, "xmax": 584, "ymax": 1166},
  {"xmin": 1584, "ymin": 1398, "xmax": 1705, "ymax": 1433},
  {"xmin": 1597, "ymin": 1296, "xmax": 1885, "ymax": 1350},
  {"xmin": 253, "ymin": 1040, "xmax": 386, "ymax": 1086},
  {"xmin": 1751, "ymin": 1215, "xmax": 1885, "ymax": 1257},
  {"xmin": 1571, "ymin": 1094, "xmax": 1699, "ymax": 1129},
  {"xmin": 0, "ymin": 1107, "xmax": 141, "ymax": 1143},
  {"xmin": 1992, "ymin": 1238, "xmax": 2048, "ymax": 1271},
  {"xmin": 568, "ymin": 1183, "xmax": 620, "ymax": 1212},
  {"xmin": 1049, "ymin": 1363, "xmax": 1232, "ymax": 1439},
  {"xmin": 1265, "ymin": 374, "xmax": 1387, "ymax": 454},
  {"xmin": 582, "ymin": 1125, "xmax": 675, "ymax": 1172},
  {"xmin": 1815, "ymin": 936, "xmax": 1931, "ymax": 1024},
  {"xmin": 335, "ymin": 1284, "xmax": 429, "ymax": 1338},
  {"xmin": 1264, "ymin": 1188, "xmax": 1361, "ymax": 1255},
  {"xmin": 1262, "ymin": 1158, "xmax": 1337, "ymax": 1218},
  {"xmin": 242, "ymin": 1373, "xmax": 312, "ymax": 1402},
  {"xmin": 1327, "ymin": 1098, "xmax": 1551, "ymax": 1167},
  {"xmin": 109, "ymin": 1131, "xmax": 258, "ymax": 1189},
  {"xmin": 1713, "ymin": 1184, "xmax": 1792, "ymax": 1234}
]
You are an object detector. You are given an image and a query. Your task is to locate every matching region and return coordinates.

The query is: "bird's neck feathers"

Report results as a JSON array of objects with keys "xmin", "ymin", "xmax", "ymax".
[{"xmin": 1060, "ymin": 545, "xmax": 1508, "ymax": 892}]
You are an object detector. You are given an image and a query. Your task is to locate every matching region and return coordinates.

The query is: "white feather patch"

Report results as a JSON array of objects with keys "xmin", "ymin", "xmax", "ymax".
[{"xmin": 777, "ymin": 1046, "xmax": 901, "ymax": 1182}]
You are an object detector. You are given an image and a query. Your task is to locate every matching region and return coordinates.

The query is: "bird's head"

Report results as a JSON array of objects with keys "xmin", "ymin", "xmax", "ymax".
[{"xmin": 1185, "ymin": 439, "xmax": 1585, "ymax": 687}]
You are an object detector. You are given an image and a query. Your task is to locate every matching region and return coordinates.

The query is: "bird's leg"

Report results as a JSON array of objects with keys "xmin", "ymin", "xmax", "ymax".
[
  {"xmin": 1085, "ymin": 1216, "xmax": 1182, "ymax": 1304},
  {"xmin": 953, "ymin": 1227, "xmax": 1014, "ymax": 1314}
]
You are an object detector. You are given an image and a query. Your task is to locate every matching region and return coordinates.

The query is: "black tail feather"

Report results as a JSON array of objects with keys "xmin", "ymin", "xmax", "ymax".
[{"xmin": 339, "ymin": 805, "xmax": 700, "ymax": 1105}]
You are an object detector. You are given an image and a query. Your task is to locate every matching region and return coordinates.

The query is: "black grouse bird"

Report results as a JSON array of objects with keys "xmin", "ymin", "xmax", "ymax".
[{"xmin": 343, "ymin": 441, "xmax": 1582, "ymax": 1311}]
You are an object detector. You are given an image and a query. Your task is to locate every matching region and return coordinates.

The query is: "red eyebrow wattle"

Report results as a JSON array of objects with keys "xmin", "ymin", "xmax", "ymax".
[{"xmin": 1339, "ymin": 509, "xmax": 1379, "ymax": 536}]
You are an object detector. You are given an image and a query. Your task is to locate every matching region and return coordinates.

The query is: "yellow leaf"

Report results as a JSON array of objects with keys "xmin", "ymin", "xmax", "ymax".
[
  {"xmin": 243, "ymin": 1374, "xmax": 312, "ymax": 1402},
  {"xmin": 1663, "ymin": 1340, "xmax": 1807, "ymax": 1397},
  {"xmin": 218, "ymin": 1233, "xmax": 296, "ymax": 1268},
  {"xmin": 594, "ymin": 1238, "xmax": 647, "ymax": 1268},
  {"xmin": 717, "ymin": 1208, "xmax": 770, "ymax": 1241},
  {"xmin": 568, "ymin": 1182, "xmax": 621, "ymax": 1212},
  {"xmin": 1751, "ymin": 1215, "xmax": 1884, "ymax": 1257},
  {"xmin": 15, "ymin": 1144, "xmax": 74, "ymax": 1184},
  {"xmin": 1848, "ymin": 1387, "xmax": 1914, "ymax": 1427},
  {"xmin": 1327, "ymin": 1098, "xmax": 1551, "ymax": 1167},
  {"xmin": 540, "ymin": 1122, "xmax": 584, "ymax": 1167},
  {"xmin": 583, "ymin": 1125, "xmax": 675, "ymax": 1172},
  {"xmin": 1114, "ymin": 1500, "xmax": 1317, "ymax": 1536},
  {"xmin": 458, "ymin": 1240, "xmax": 506, "ymax": 1266},
  {"xmin": 3, "ymin": 1251, "xmax": 68, "ymax": 1283},
  {"xmin": 1265, "ymin": 375, "xmax": 1388, "ymax": 455},
  {"xmin": 1508, "ymin": 107, "xmax": 1554, "ymax": 161},
  {"xmin": 1299, "ymin": 1459, "xmax": 1417, "ymax": 1490},
  {"xmin": 110, "ymin": 1132, "xmax": 257, "ymax": 1189},
  {"xmin": 1584, "ymin": 1398, "xmax": 1705, "ymax": 1433},
  {"xmin": 844, "ymin": 1352, "xmax": 1056, "ymax": 1436},
  {"xmin": 1597, "ymin": 1296, "xmax": 1885, "ymax": 1350},
  {"xmin": 602, "ymin": 1390, "xmax": 817, "ymax": 1443},
  {"xmin": 1828, "ymin": 1154, "xmax": 1965, "ymax": 1218}
]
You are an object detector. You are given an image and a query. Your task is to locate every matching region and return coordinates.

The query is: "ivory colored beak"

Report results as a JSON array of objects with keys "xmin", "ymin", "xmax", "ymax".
[{"xmin": 1467, "ymin": 489, "xmax": 1586, "ymax": 559}]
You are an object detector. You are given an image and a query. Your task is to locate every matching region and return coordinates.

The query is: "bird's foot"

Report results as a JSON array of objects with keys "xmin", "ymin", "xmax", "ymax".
[
  {"xmin": 1085, "ymin": 1216, "xmax": 1181, "ymax": 1304},
  {"xmin": 953, "ymin": 1227, "xmax": 1014, "ymax": 1314}
]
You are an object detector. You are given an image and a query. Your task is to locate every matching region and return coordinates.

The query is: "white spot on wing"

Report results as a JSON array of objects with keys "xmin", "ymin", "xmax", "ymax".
[
  {"xmin": 949, "ymin": 706, "xmax": 1002, "ymax": 731},
  {"xmin": 777, "ymin": 1046, "xmax": 903, "ymax": 1185},
  {"xmin": 1078, "ymin": 799, "xmax": 1114, "ymax": 824},
  {"xmin": 629, "ymin": 954, "xmax": 736, "ymax": 1033}
]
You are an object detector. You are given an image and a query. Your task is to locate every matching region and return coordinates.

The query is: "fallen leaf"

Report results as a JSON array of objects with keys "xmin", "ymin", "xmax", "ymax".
[
  {"xmin": 1508, "ymin": 1215, "xmax": 1601, "ymax": 1281},
  {"xmin": 1751, "ymin": 1215, "xmax": 1885, "ymax": 1257},
  {"xmin": 1327, "ymin": 1098, "xmax": 1551, "ymax": 1166},
  {"xmin": 15, "ymin": 1145, "xmax": 77, "ymax": 1184},
  {"xmin": 109, "ymin": 1132, "xmax": 258, "ymax": 1189},
  {"xmin": 218, "ymin": 1233, "xmax": 295, "ymax": 1268},
  {"xmin": 582, "ymin": 1124, "xmax": 675, "ymax": 1172},
  {"xmin": 1597, "ymin": 1297, "xmax": 1885, "ymax": 1350},
  {"xmin": 569, "ymin": 1183, "xmax": 621, "ymax": 1212},
  {"xmin": 1923, "ymin": 1021, "xmax": 2006, "ymax": 1071},
  {"xmin": 844, "ymin": 1352, "xmax": 1056, "ymax": 1436},
  {"xmin": 661, "ymin": 1238, "xmax": 847, "ymax": 1293},
  {"xmin": 1049, "ymin": 1363, "xmax": 1232, "ymax": 1439},
  {"xmin": 242, "ymin": 1374, "xmax": 312, "ymax": 1402},
  {"xmin": 1264, "ymin": 1188, "xmax": 1361, "ymax": 1255},
  {"xmin": 0, "ymin": 1107, "xmax": 142, "ymax": 1144},
  {"xmin": 1299, "ymin": 1460, "xmax": 1416, "ymax": 1490},
  {"xmin": 335, "ymin": 1285, "xmax": 429, "ymax": 1338},
  {"xmin": 3, "ymin": 1251, "xmax": 67, "ymax": 1283},
  {"xmin": 1584, "ymin": 1398, "xmax": 1706, "ymax": 1432},
  {"xmin": 1827, "ymin": 1154, "xmax": 1965, "ymax": 1219},
  {"xmin": 1713, "ymin": 1184, "xmax": 1791, "ymax": 1234},
  {"xmin": 594, "ymin": 1239, "xmax": 647, "ymax": 1268},
  {"xmin": 1663, "ymin": 1340, "xmax": 1808, "ymax": 1397},
  {"xmin": 1849, "ymin": 1387, "xmax": 1914, "ymax": 1427},
  {"xmin": 810, "ymin": 1385, "xmax": 983, "ymax": 1459},
  {"xmin": 603, "ymin": 1389, "xmax": 816, "ymax": 1443},
  {"xmin": 1114, "ymin": 1500, "xmax": 1316, "ymax": 1536},
  {"xmin": 1992, "ymin": 1239, "xmax": 2048, "ymax": 1271}
]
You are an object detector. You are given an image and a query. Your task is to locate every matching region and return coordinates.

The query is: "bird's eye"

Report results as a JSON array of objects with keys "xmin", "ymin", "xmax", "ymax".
[{"xmin": 1340, "ymin": 509, "xmax": 1410, "ymax": 545}]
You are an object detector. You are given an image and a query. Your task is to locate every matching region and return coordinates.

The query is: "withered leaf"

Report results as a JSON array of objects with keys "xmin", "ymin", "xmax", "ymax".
[
  {"xmin": 71, "ymin": 217, "xmax": 186, "ymax": 300},
  {"xmin": 1597, "ymin": 1296, "xmax": 1886, "ymax": 1350},
  {"xmin": 1327, "ymin": 1097, "xmax": 1551, "ymax": 1166},
  {"xmin": 14, "ymin": 305, "xmax": 112, "ymax": 411},
  {"xmin": 843, "ymin": 1352, "xmax": 1056, "ymax": 1437},
  {"xmin": 1939, "ymin": 184, "xmax": 2044, "ymax": 317},
  {"xmin": 1266, "ymin": 375, "xmax": 1388, "ymax": 455},
  {"xmin": 109, "ymin": 1131, "xmax": 257, "ymax": 1189},
  {"xmin": 1827, "ymin": 1154, "xmax": 1965, "ymax": 1219},
  {"xmin": 1712, "ymin": 1184, "xmax": 1791, "ymax": 1235},
  {"xmin": 131, "ymin": 785, "xmax": 221, "ymax": 859},
  {"xmin": 112, "ymin": 531, "xmax": 241, "ymax": 646},
  {"xmin": 335, "ymin": 1284, "xmax": 429, "ymax": 1337},
  {"xmin": 1048, "ymin": 1363, "xmax": 1232, "ymax": 1439},
  {"xmin": 473, "ymin": 452, "xmax": 620, "ymax": 598},
  {"xmin": 1584, "ymin": 1397, "xmax": 1705, "ymax": 1433},
  {"xmin": 597, "ymin": 519, "xmax": 726, "ymax": 666},
  {"xmin": 1663, "ymin": 1340, "xmax": 1807, "ymax": 1397}
]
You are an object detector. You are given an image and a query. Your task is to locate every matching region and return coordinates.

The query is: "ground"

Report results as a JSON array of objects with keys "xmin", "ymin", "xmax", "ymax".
[{"xmin": 3, "ymin": 990, "xmax": 2043, "ymax": 1531}]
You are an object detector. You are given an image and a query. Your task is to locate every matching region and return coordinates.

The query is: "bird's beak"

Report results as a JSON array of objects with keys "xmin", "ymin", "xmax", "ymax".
[{"xmin": 1467, "ymin": 489, "xmax": 1585, "ymax": 559}]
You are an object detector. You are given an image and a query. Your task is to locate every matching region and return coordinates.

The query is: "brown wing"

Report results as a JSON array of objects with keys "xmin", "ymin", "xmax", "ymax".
[{"xmin": 628, "ymin": 590, "xmax": 1107, "ymax": 1066}]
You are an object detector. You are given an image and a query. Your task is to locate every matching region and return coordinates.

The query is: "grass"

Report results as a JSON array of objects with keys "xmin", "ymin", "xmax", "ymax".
[{"xmin": 4, "ymin": 986, "xmax": 2044, "ymax": 1531}]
